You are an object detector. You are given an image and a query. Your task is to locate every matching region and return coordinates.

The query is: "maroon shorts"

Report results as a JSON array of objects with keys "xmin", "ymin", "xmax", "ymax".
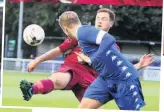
[{"xmin": 55, "ymin": 63, "xmax": 98, "ymax": 102}]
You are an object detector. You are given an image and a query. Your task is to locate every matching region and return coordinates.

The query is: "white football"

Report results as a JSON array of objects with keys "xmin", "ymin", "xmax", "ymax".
[{"xmin": 23, "ymin": 24, "xmax": 45, "ymax": 46}]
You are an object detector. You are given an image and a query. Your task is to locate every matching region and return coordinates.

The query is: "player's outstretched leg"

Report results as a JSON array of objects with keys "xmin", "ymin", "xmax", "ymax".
[
  {"xmin": 20, "ymin": 80, "xmax": 33, "ymax": 101},
  {"xmin": 20, "ymin": 72, "xmax": 71, "ymax": 101}
]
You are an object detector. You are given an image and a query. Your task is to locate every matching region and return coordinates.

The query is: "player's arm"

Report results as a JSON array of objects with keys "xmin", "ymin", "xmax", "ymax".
[
  {"xmin": 90, "ymin": 32, "xmax": 116, "ymax": 64},
  {"xmin": 31, "ymin": 38, "xmax": 75, "ymax": 64},
  {"xmin": 114, "ymin": 44, "xmax": 153, "ymax": 70},
  {"xmin": 27, "ymin": 47, "xmax": 63, "ymax": 72},
  {"xmin": 34, "ymin": 47, "xmax": 63, "ymax": 64},
  {"xmin": 27, "ymin": 37, "xmax": 77, "ymax": 72},
  {"xmin": 133, "ymin": 54, "xmax": 154, "ymax": 70},
  {"xmin": 78, "ymin": 27, "xmax": 116, "ymax": 64},
  {"xmin": 134, "ymin": 63, "xmax": 143, "ymax": 70}
]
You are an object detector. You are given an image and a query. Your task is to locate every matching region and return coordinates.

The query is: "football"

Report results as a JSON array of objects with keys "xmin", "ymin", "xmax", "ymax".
[{"xmin": 23, "ymin": 24, "xmax": 45, "ymax": 46}]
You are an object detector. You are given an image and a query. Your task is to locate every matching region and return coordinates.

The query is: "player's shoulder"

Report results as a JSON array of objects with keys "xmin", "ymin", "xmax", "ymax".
[
  {"xmin": 78, "ymin": 25, "xmax": 99, "ymax": 38},
  {"xmin": 79, "ymin": 25, "xmax": 97, "ymax": 31},
  {"xmin": 65, "ymin": 37, "xmax": 72, "ymax": 43},
  {"xmin": 64, "ymin": 37, "xmax": 77, "ymax": 43}
]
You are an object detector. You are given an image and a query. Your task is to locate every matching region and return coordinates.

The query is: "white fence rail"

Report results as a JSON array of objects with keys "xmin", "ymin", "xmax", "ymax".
[
  {"xmin": 3, "ymin": 58, "xmax": 64, "ymax": 74},
  {"xmin": 3, "ymin": 58, "xmax": 161, "ymax": 81}
]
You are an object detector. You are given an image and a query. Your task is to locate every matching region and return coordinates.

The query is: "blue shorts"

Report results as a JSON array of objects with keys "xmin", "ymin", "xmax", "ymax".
[{"xmin": 84, "ymin": 76, "xmax": 145, "ymax": 110}]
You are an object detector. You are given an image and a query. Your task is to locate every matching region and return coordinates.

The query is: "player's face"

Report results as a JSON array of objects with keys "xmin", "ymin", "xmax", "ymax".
[
  {"xmin": 60, "ymin": 25, "xmax": 68, "ymax": 36},
  {"xmin": 60, "ymin": 25, "xmax": 74, "ymax": 38},
  {"xmin": 66, "ymin": 29, "xmax": 75, "ymax": 38},
  {"xmin": 95, "ymin": 12, "xmax": 114, "ymax": 32}
]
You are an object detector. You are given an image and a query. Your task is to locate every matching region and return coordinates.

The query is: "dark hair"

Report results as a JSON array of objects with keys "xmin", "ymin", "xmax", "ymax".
[{"xmin": 97, "ymin": 8, "xmax": 115, "ymax": 21}]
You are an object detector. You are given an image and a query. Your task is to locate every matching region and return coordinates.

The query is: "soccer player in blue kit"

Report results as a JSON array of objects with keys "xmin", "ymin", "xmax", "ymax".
[{"xmin": 58, "ymin": 11, "xmax": 145, "ymax": 110}]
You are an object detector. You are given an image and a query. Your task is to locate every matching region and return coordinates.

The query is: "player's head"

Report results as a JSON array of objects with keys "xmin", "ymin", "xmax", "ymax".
[
  {"xmin": 59, "ymin": 11, "xmax": 81, "ymax": 38},
  {"xmin": 95, "ymin": 8, "xmax": 115, "ymax": 32}
]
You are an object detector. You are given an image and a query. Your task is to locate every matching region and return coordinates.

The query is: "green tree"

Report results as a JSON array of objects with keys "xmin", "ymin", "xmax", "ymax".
[{"xmin": 5, "ymin": 2, "xmax": 162, "ymax": 58}]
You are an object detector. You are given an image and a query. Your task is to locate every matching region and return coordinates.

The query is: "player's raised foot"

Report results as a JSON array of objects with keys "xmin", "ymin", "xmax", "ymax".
[{"xmin": 20, "ymin": 80, "xmax": 33, "ymax": 101}]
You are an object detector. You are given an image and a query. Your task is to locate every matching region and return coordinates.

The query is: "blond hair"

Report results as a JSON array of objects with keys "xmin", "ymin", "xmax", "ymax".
[
  {"xmin": 97, "ymin": 8, "xmax": 115, "ymax": 21},
  {"xmin": 59, "ymin": 11, "xmax": 80, "ymax": 28}
]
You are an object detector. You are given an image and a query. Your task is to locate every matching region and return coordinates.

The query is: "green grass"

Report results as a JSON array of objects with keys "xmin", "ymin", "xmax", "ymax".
[
  {"xmin": 2, "ymin": 71, "xmax": 160, "ymax": 111},
  {"xmin": 0, "ymin": 108, "xmax": 31, "ymax": 112}
]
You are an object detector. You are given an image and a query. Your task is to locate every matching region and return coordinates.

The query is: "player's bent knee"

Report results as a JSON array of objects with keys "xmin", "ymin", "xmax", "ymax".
[
  {"xmin": 79, "ymin": 98, "xmax": 103, "ymax": 109},
  {"xmin": 49, "ymin": 72, "xmax": 71, "ymax": 90}
]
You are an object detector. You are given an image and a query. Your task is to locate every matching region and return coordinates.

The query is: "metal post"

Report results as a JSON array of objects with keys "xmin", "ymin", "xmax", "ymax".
[
  {"xmin": 4, "ymin": 34, "xmax": 8, "ymax": 57},
  {"xmin": 17, "ymin": 2, "xmax": 24, "ymax": 59}
]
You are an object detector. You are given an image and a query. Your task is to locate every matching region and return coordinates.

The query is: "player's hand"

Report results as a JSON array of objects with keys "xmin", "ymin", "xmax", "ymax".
[
  {"xmin": 75, "ymin": 52, "xmax": 91, "ymax": 64},
  {"xmin": 138, "ymin": 54, "xmax": 154, "ymax": 69},
  {"xmin": 27, "ymin": 60, "xmax": 39, "ymax": 72},
  {"xmin": 77, "ymin": 56, "xmax": 85, "ymax": 64}
]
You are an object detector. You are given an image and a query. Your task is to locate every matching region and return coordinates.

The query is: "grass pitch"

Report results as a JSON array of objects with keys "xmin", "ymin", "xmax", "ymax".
[{"xmin": 2, "ymin": 71, "xmax": 160, "ymax": 111}]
